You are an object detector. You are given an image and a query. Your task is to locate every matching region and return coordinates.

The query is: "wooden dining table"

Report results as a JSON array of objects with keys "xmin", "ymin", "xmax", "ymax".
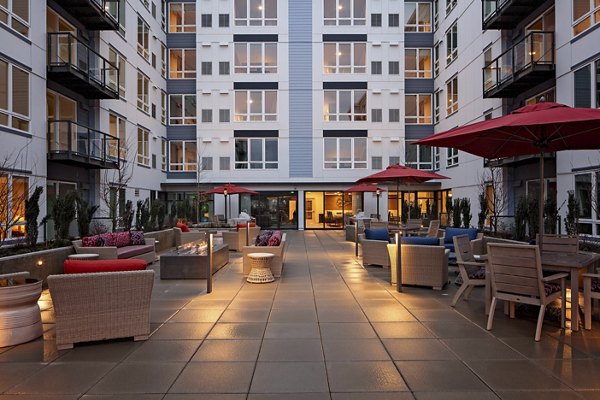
[{"xmin": 481, "ymin": 251, "xmax": 600, "ymax": 331}]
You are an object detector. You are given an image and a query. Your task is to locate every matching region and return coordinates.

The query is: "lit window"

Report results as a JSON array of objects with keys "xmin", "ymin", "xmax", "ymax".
[
  {"xmin": 324, "ymin": 0, "xmax": 366, "ymax": 26},
  {"xmin": 137, "ymin": 72, "xmax": 150, "ymax": 114},
  {"xmin": 235, "ymin": 138, "xmax": 278, "ymax": 169},
  {"xmin": 234, "ymin": 90, "xmax": 277, "ymax": 122},
  {"xmin": 169, "ymin": 94, "xmax": 197, "ymax": 125},
  {"xmin": 323, "ymin": 90, "xmax": 367, "ymax": 121},
  {"xmin": 137, "ymin": 17, "xmax": 150, "ymax": 61},
  {"xmin": 447, "ymin": 147, "xmax": 458, "ymax": 167},
  {"xmin": 446, "ymin": 76, "xmax": 458, "ymax": 116},
  {"xmin": 324, "ymin": 137, "xmax": 367, "ymax": 169},
  {"xmin": 137, "ymin": 127, "xmax": 150, "ymax": 166},
  {"xmin": 169, "ymin": 140, "xmax": 197, "ymax": 171},
  {"xmin": 169, "ymin": 49, "xmax": 196, "ymax": 79},
  {"xmin": 108, "ymin": 47, "xmax": 126, "ymax": 98},
  {"xmin": 526, "ymin": 87, "xmax": 556, "ymax": 105},
  {"xmin": 446, "ymin": 23, "xmax": 458, "ymax": 64},
  {"xmin": 404, "ymin": 2, "xmax": 431, "ymax": 32},
  {"xmin": 405, "ymin": 48, "xmax": 432, "ymax": 78},
  {"xmin": 169, "ymin": 2, "xmax": 196, "ymax": 32},
  {"xmin": 234, "ymin": 42, "xmax": 277, "ymax": 74},
  {"xmin": 0, "ymin": 0, "xmax": 29, "ymax": 37},
  {"xmin": 572, "ymin": 0, "xmax": 600, "ymax": 36},
  {"xmin": 0, "ymin": 174, "xmax": 29, "ymax": 241},
  {"xmin": 0, "ymin": 59, "xmax": 30, "ymax": 132},
  {"xmin": 323, "ymin": 42, "xmax": 366, "ymax": 74},
  {"xmin": 235, "ymin": 0, "xmax": 277, "ymax": 26},
  {"xmin": 108, "ymin": 113, "xmax": 126, "ymax": 161},
  {"xmin": 405, "ymin": 140, "xmax": 432, "ymax": 170},
  {"xmin": 405, "ymin": 94, "xmax": 432, "ymax": 124}
]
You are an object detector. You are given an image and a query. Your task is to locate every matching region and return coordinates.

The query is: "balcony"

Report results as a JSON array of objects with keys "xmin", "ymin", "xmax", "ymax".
[
  {"xmin": 53, "ymin": 0, "xmax": 120, "ymax": 30},
  {"xmin": 483, "ymin": 31, "xmax": 554, "ymax": 98},
  {"xmin": 47, "ymin": 120, "xmax": 120, "ymax": 169},
  {"xmin": 482, "ymin": 0, "xmax": 542, "ymax": 30},
  {"xmin": 47, "ymin": 32, "xmax": 119, "ymax": 99}
]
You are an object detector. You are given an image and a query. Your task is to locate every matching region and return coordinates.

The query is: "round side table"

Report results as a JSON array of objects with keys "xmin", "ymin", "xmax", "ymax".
[
  {"xmin": 247, "ymin": 253, "xmax": 275, "ymax": 283},
  {"xmin": 68, "ymin": 253, "xmax": 99, "ymax": 260}
]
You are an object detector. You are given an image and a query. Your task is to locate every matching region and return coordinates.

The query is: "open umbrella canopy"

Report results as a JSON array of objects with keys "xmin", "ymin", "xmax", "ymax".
[
  {"xmin": 202, "ymin": 183, "xmax": 258, "ymax": 196},
  {"xmin": 356, "ymin": 164, "xmax": 449, "ymax": 184},
  {"xmin": 344, "ymin": 183, "xmax": 386, "ymax": 193}
]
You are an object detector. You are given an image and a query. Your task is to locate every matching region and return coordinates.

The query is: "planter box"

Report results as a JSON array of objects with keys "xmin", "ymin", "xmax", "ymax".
[{"xmin": 0, "ymin": 247, "xmax": 73, "ymax": 287}]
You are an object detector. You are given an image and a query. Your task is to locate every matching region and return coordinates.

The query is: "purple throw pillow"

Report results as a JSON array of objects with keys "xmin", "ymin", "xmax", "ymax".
[{"xmin": 130, "ymin": 231, "xmax": 145, "ymax": 245}]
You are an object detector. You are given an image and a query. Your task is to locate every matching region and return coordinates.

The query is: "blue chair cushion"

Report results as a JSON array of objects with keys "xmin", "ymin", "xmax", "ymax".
[
  {"xmin": 400, "ymin": 236, "xmax": 439, "ymax": 246},
  {"xmin": 364, "ymin": 228, "xmax": 390, "ymax": 242},
  {"xmin": 444, "ymin": 227, "xmax": 479, "ymax": 244}
]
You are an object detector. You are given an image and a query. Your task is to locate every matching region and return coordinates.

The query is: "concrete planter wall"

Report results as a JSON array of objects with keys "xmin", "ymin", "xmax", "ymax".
[
  {"xmin": 0, "ymin": 247, "xmax": 73, "ymax": 287},
  {"xmin": 144, "ymin": 228, "xmax": 175, "ymax": 252}
]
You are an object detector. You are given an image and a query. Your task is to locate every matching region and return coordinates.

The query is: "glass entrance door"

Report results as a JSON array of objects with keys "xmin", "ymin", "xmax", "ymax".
[
  {"xmin": 250, "ymin": 191, "xmax": 297, "ymax": 230},
  {"xmin": 305, "ymin": 191, "xmax": 353, "ymax": 229}
]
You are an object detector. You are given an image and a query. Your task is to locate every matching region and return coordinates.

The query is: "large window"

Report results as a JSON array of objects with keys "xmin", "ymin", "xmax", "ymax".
[
  {"xmin": 404, "ymin": 2, "xmax": 431, "ymax": 32},
  {"xmin": 405, "ymin": 48, "xmax": 432, "ymax": 78},
  {"xmin": 234, "ymin": 90, "xmax": 277, "ymax": 121},
  {"xmin": 324, "ymin": 0, "xmax": 366, "ymax": 26},
  {"xmin": 405, "ymin": 94, "xmax": 432, "ymax": 124},
  {"xmin": 446, "ymin": 76, "xmax": 458, "ymax": 116},
  {"xmin": 169, "ymin": 94, "xmax": 197, "ymax": 125},
  {"xmin": 323, "ymin": 90, "xmax": 367, "ymax": 121},
  {"xmin": 323, "ymin": 42, "xmax": 366, "ymax": 74},
  {"xmin": 0, "ymin": 59, "xmax": 29, "ymax": 132},
  {"xmin": 169, "ymin": 49, "xmax": 196, "ymax": 79},
  {"xmin": 235, "ymin": 0, "xmax": 277, "ymax": 26},
  {"xmin": 405, "ymin": 141, "xmax": 432, "ymax": 170},
  {"xmin": 234, "ymin": 42, "xmax": 277, "ymax": 74},
  {"xmin": 169, "ymin": 140, "xmax": 197, "ymax": 171},
  {"xmin": 137, "ymin": 72, "xmax": 150, "ymax": 114},
  {"xmin": 0, "ymin": 174, "xmax": 28, "ymax": 241},
  {"xmin": 447, "ymin": 148, "xmax": 458, "ymax": 167},
  {"xmin": 108, "ymin": 47, "xmax": 126, "ymax": 99},
  {"xmin": 109, "ymin": 113, "xmax": 126, "ymax": 160},
  {"xmin": 137, "ymin": 16, "xmax": 150, "ymax": 61},
  {"xmin": 0, "ymin": 0, "xmax": 29, "ymax": 37},
  {"xmin": 161, "ymin": 138, "xmax": 167, "ymax": 171},
  {"xmin": 324, "ymin": 137, "xmax": 367, "ymax": 169},
  {"xmin": 137, "ymin": 127, "xmax": 150, "ymax": 166},
  {"xmin": 574, "ymin": 171, "xmax": 600, "ymax": 235},
  {"xmin": 573, "ymin": 0, "xmax": 600, "ymax": 36},
  {"xmin": 446, "ymin": 23, "xmax": 458, "ymax": 64},
  {"xmin": 169, "ymin": 2, "xmax": 196, "ymax": 32},
  {"xmin": 235, "ymin": 138, "xmax": 278, "ymax": 169},
  {"xmin": 160, "ymin": 90, "xmax": 167, "ymax": 124}
]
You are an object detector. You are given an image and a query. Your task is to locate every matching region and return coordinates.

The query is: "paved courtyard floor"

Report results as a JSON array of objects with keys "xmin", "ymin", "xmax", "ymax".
[{"xmin": 3, "ymin": 230, "xmax": 600, "ymax": 399}]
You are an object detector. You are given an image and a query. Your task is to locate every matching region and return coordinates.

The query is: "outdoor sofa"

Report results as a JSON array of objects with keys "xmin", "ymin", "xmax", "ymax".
[
  {"xmin": 242, "ymin": 232, "xmax": 287, "ymax": 277},
  {"xmin": 72, "ymin": 233, "xmax": 156, "ymax": 264}
]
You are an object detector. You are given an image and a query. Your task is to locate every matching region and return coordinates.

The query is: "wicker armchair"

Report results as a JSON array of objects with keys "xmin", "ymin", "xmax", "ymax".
[
  {"xmin": 359, "ymin": 234, "xmax": 391, "ymax": 267},
  {"xmin": 48, "ymin": 270, "xmax": 154, "ymax": 349},
  {"xmin": 242, "ymin": 233, "xmax": 287, "ymax": 277},
  {"xmin": 387, "ymin": 244, "xmax": 449, "ymax": 289}
]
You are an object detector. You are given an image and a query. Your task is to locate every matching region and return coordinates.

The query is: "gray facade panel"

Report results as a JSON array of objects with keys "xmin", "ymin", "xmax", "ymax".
[
  {"xmin": 167, "ymin": 33, "xmax": 196, "ymax": 48},
  {"xmin": 405, "ymin": 79, "xmax": 434, "ymax": 93},
  {"xmin": 167, "ymin": 79, "xmax": 196, "ymax": 93},
  {"xmin": 167, "ymin": 126, "xmax": 197, "ymax": 140},
  {"xmin": 288, "ymin": 0, "xmax": 313, "ymax": 178},
  {"xmin": 405, "ymin": 125, "xmax": 434, "ymax": 140},
  {"xmin": 404, "ymin": 33, "xmax": 434, "ymax": 47},
  {"xmin": 167, "ymin": 172, "xmax": 197, "ymax": 179}
]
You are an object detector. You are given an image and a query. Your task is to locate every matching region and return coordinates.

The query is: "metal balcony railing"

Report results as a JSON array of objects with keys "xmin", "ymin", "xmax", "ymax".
[
  {"xmin": 482, "ymin": 0, "xmax": 541, "ymax": 30},
  {"xmin": 47, "ymin": 32, "xmax": 119, "ymax": 99},
  {"xmin": 483, "ymin": 31, "xmax": 554, "ymax": 97},
  {"xmin": 47, "ymin": 120, "xmax": 120, "ymax": 169},
  {"xmin": 53, "ymin": 0, "xmax": 120, "ymax": 30}
]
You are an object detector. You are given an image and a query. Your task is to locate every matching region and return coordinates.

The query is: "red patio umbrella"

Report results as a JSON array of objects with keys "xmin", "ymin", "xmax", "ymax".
[
  {"xmin": 202, "ymin": 184, "xmax": 259, "ymax": 221},
  {"xmin": 415, "ymin": 102, "xmax": 600, "ymax": 248}
]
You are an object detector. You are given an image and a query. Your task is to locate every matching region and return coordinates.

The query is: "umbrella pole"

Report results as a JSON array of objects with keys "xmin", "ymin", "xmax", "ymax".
[
  {"xmin": 539, "ymin": 151, "xmax": 545, "ymax": 252},
  {"xmin": 397, "ymin": 180, "xmax": 400, "ymax": 225}
]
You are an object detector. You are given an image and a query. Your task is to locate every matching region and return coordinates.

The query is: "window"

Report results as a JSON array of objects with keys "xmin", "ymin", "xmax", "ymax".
[
  {"xmin": 219, "ymin": 13, "xmax": 230, "ymax": 27},
  {"xmin": 433, "ymin": 0, "xmax": 439, "ymax": 29},
  {"xmin": 118, "ymin": 0, "xmax": 126, "ymax": 33},
  {"xmin": 389, "ymin": 156, "xmax": 400, "ymax": 166},
  {"xmin": 388, "ymin": 61, "xmax": 400, "ymax": 75},
  {"xmin": 0, "ymin": 174, "xmax": 28, "ymax": 241},
  {"xmin": 447, "ymin": 148, "xmax": 458, "ymax": 167},
  {"xmin": 201, "ymin": 13, "xmax": 212, "ymax": 27},
  {"xmin": 324, "ymin": 0, "xmax": 366, "ymax": 26},
  {"xmin": 371, "ymin": 108, "xmax": 382, "ymax": 122},
  {"xmin": 405, "ymin": 94, "xmax": 432, "ymax": 124},
  {"xmin": 201, "ymin": 61, "xmax": 212, "ymax": 75},
  {"xmin": 389, "ymin": 13, "xmax": 400, "ymax": 27},
  {"xmin": 160, "ymin": 43, "xmax": 167, "ymax": 78},
  {"xmin": 0, "ymin": 60, "xmax": 30, "ymax": 131},
  {"xmin": 406, "ymin": 141, "xmax": 432, "ymax": 170},
  {"xmin": 169, "ymin": 140, "xmax": 197, "ymax": 171},
  {"xmin": 169, "ymin": 2, "xmax": 195, "ymax": 32},
  {"xmin": 323, "ymin": 42, "xmax": 366, "ymax": 74},
  {"xmin": 433, "ymin": 147, "xmax": 440, "ymax": 170},
  {"xmin": 446, "ymin": 76, "xmax": 458, "ymax": 116},
  {"xmin": 323, "ymin": 90, "xmax": 367, "ymax": 121},
  {"xmin": 324, "ymin": 137, "xmax": 367, "ymax": 169},
  {"xmin": 526, "ymin": 87, "xmax": 556, "ymax": 105},
  {"xmin": 446, "ymin": 23, "xmax": 458, "ymax": 64},
  {"xmin": 576, "ymin": 173, "xmax": 593, "ymax": 218},
  {"xmin": 371, "ymin": 13, "xmax": 382, "ymax": 27},
  {"xmin": 169, "ymin": 94, "xmax": 196, "ymax": 125},
  {"xmin": 405, "ymin": 2, "xmax": 431, "ymax": 32},
  {"xmin": 108, "ymin": 47, "xmax": 126, "ymax": 99},
  {"xmin": 137, "ymin": 17, "xmax": 150, "ymax": 61},
  {"xmin": 201, "ymin": 157, "xmax": 213, "ymax": 171},
  {"xmin": 434, "ymin": 90, "xmax": 441, "ymax": 124},
  {"xmin": 137, "ymin": 127, "xmax": 150, "ymax": 166},
  {"xmin": 235, "ymin": 138, "xmax": 278, "ymax": 169},
  {"xmin": 0, "ymin": 0, "xmax": 29, "ymax": 37},
  {"xmin": 169, "ymin": 49, "xmax": 196, "ymax": 79},
  {"xmin": 137, "ymin": 72, "xmax": 150, "ymax": 113},
  {"xmin": 434, "ymin": 42, "xmax": 440, "ymax": 76},
  {"xmin": 574, "ymin": 65, "xmax": 592, "ymax": 108},
  {"xmin": 220, "ymin": 156, "xmax": 230, "ymax": 170},
  {"xmin": 140, "ymin": 0, "xmax": 150, "ymax": 10},
  {"xmin": 372, "ymin": 156, "xmax": 382, "ymax": 170},
  {"xmin": 235, "ymin": 0, "xmax": 277, "ymax": 26},
  {"xmin": 446, "ymin": 0, "xmax": 457, "ymax": 14},
  {"xmin": 234, "ymin": 91, "xmax": 277, "ymax": 121},
  {"xmin": 572, "ymin": 0, "xmax": 600, "ymax": 36},
  {"xmin": 109, "ymin": 113, "xmax": 126, "ymax": 160},
  {"xmin": 405, "ymin": 48, "xmax": 432, "ymax": 78},
  {"xmin": 161, "ymin": 138, "xmax": 167, "ymax": 171},
  {"xmin": 161, "ymin": 0, "xmax": 167, "ymax": 30},
  {"xmin": 201, "ymin": 109, "xmax": 212, "ymax": 123},
  {"xmin": 389, "ymin": 109, "xmax": 400, "ymax": 122},
  {"xmin": 219, "ymin": 109, "xmax": 230, "ymax": 122},
  {"xmin": 371, "ymin": 61, "xmax": 382, "ymax": 75},
  {"xmin": 234, "ymin": 42, "xmax": 277, "ymax": 74},
  {"xmin": 160, "ymin": 90, "xmax": 167, "ymax": 124},
  {"xmin": 219, "ymin": 61, "xmax": 230, "ymax": 75}
]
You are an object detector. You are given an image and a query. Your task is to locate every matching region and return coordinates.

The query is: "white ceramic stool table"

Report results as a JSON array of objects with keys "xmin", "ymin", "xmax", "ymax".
[
  {"xmin": 247, "ymin": 253, "xmax": 275, "ymax": 283},
  {"xmin": 68, "ymin": 253, "xmax": 99, "ymax": 260}
]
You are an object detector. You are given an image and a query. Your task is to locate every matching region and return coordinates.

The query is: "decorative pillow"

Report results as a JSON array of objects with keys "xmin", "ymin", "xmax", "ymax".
[
  {"xmin": 255, "ymin": 230, "xmax": 273, "ymax": 246},
  {"xmin": 364, "ymin": 228, "xmax": 390, "ymax": 242},
  {"xmin": 176, "ymin": 222, "xmax": 190, "ymax": 233},
  {"xmin": 100, "ymin": 232, "xmax": 117, "ymax": 247},
  {"xmin": 236, "ymin": 223, "xmax": 256, "ymax": 231},
  {"xmin": 401, "ymin": 236, "xmax": 440, "ymax": 246},
  {"xmin": 130, "ymin": 230, "xmax": 145, "ymax": 245},
  {"xmin": 115, "ymin": 231, "xmax": 132, "ymax": 248},
  {"xmin": 82, "ymin": 235, "xmax": 100, "ymax": 247},
  {"xmin": 267, "ymin": 230, "xmax": 282, "ymax": 246}
]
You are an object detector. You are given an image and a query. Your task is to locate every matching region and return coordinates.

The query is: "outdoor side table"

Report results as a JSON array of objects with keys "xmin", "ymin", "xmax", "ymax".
[
  {"xmin": 247, "ymin": 253, "xmax": 275, "ymax": 283},
  {"xmin": 68, "ymin": 253, "xmax": 99, "ymax": 260}
]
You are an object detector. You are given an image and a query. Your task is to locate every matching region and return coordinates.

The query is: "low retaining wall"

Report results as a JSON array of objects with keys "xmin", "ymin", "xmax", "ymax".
[
  {"xmin": 0, "ymin": 246, "xmax": 73, "ymax": 287},
  {"xmin": 144, "ymin": 229, "xmax": 175, "ymax": 252}
]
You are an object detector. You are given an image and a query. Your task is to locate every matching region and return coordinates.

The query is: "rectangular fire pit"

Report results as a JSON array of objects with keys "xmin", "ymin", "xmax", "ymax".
[{"xmin": 160, "ymin": 244, "xmax": 229, "ymax": 279}]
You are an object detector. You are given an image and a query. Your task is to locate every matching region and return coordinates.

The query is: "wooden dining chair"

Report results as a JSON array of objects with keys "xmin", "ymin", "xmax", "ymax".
[
  {"xmin": 583, "ymin": 270, "xmax": 600, "ymax": 330},
  {"xmin": 418, "ymin": 220, "xmax": 440, "ymax": 237},
  {"xmin": 451, "ymin": 234, "xmax": 486, "ymax": 307},
  {"xmin": 535, "ymin": 234, "xmax": 579, "ymax": 254},
  {"xmin": 487, "ymin": 243, "xmax": 567, "ymax": 341}
]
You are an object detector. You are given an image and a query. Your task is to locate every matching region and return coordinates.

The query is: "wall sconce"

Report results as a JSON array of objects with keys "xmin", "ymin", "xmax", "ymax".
[{"xmin": 36, "ymin": 259, "xmax": 44, "ymax": 267}]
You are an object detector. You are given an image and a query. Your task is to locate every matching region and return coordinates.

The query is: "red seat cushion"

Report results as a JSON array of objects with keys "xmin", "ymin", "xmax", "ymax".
[
  {"xmin": 176, "ymin": 223, "xmax": 190, "ymax": 233},
  {"xmin": 236, "ymin": 223, "xmax": 256, "ymax": 231},
  {"xmin": 64, "ymin": 259, "xmax": 147, "ymax": 274}
]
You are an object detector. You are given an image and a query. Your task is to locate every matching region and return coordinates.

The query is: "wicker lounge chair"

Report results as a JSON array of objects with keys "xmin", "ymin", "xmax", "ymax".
[{"xmin": 387, "ymin": 243, "xmax": 449, "ymax": 289}]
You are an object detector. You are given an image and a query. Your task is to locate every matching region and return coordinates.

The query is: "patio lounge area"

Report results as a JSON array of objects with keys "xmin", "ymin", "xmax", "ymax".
[{"xmin": 3, "ymin": 230, "xmax": 600, "ymax": 399}]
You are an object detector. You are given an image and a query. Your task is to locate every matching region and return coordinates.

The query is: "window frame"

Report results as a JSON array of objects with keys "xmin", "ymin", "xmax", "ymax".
[
  {"xmin": 446, "ymin": 0, "xmax": 457, "ymax": 14},
  {"xmin": 446, "ymin": 76, "xmax": 458, "ymax": 116},
  {"xmin": 108, "ymin": 113, "xmax": 126, "ymax": 161},
  {"xmin": 137, "ymin": 127, "xmax": 150, "ymax": 166},
  {"xmin": 324, "ymin": 0, "xmax": 366, "ymax": 26},
  {"xmin": 405, "ymin": 48, "xmax": 432, "ymax": 78},
  {"xmin": 234, "ymin": 137, "xmax": 279, "ymax": 169},
  {"xmin": 168, "ymin": 2, "xmax": 196, "ymax": 33},
  {"xmin": 0, "ymin": 173, "xmax": 29, "ymax": 242},
  {"xmin": 169, "ymin": 94, "xmax": 197, "ymax": 125},
  {"xmin": 323, "ymin": 42, "xmax": 366, "ymax": 74},
  {"xmin": 447, "ymin": 147, "xmax": 459, "ymax": 167},
  {"xmin": 234, "ymin": 90, "xmax": 278, "ymax": 122},
  {"xmin": 137, "ymin": 71, "xmax": 150, "ymax": 114},
  {"xmin": 169, "ymin": 48, "xmax": 196, "ymax": 79},
  {"xmin": 446, "ymin": 22, "xmax": 458, "ymax": 64},
  {"xmin": 235, "ymin": 0, "xmax": 278, "ymax": 27},
  {"xmin": 108, "ymin": 46, "xmax": 126, "ymax": 99},
  {"xmin": 160, "ymin": 90, "xmax": 167, "ymax": 125},
  {"xmin": 405, "ymin": 94, "xmax": 433, "ymax": 124},
  {"xmin": 169, "ymin": 140, "xmax": 197, "ymax": 171},
  {"xmin": 0, "ymin": 59, "xmax": 30, "ymax": 132},
  {"xmin": 323, "ymin": 90, "xmax": 367, "ymax": 122},
  {"xmin": 0, "ymin": 0, "xmax": 29, "ymax": 38},
  {"xmin": 137, "ymin": 16, "xmax": 150, "ymax": 61},
  {"xmin": 572, "ymin": 0, "xmax": 600, "ymax": 37},
  {"xmin": 161, "ymin": 138, "xmax": 167, "ymax": 171},
  {"xmin": 323, "ymin": 137, "xmax": 368, "ymax": 169},
  {"xmin": 405, "ymin": 140, "xmax": 433, "ymax": 170},
  {"xmin": 234, "ymin": 42, "xmax": 278, "ymax": 74},
  {"xmin": 404, "ymin": 2, "xmax": 432, "ymax": 32}
]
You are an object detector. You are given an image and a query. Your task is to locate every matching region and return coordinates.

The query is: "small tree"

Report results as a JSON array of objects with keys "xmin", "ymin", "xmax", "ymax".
[
  {"xmin": 122, "ymin": 200, "xmax": 134, "ymax": 231},
  {"xmin": 565, "ymin": 191, "xmax": 580, "ymax": 235},
  {"xmin": 100, "ymin": 137, "xmax": 134, "ymax": 232},
  {"xmin": 25, "ymin": 186, "xmax": 44, "ymax": 247},
  {"xmin": 431, "ymin": 200, "xmax": 439, "ymax": 221},
  {"xmin": 156, "ymin": 199, "xmax": 166, "ymax": 229},
  {"xmin": 461, "ymin": 198, "xmax": 472, "ymax": 228},
  {"xmin": 135, "ymin": 199, "xmax": 151, "ymax": 230},
  {"xmin": 75, "ymin": 195, "xmax": 99, "ymax": 238},
  {"xmin": 52, "ymin": 192, "xmax": 77, "ymax": 242},
  {"xmin": 169, "ymin": 202, "xmax": 177, "ymax": 226},
  {"xmin": 544, "ymin": 191, "xmax": 558, "ymax": 234},
  {"xmin": 409, "ymin": 200, "xmax": 421, "ymax": 219},
  {"xmin": 477, "ymin": 188, "xmax": 488, "ymax": 231},
  {"xmin": 452, "ymin": 198, "xmax": 462, "ymax": 228},
  {"xmin": 526, "ymin": 195, "xmax": 539, "ymax": 239},
  {"xmin": 514, "ymin": 195, "xmax": 528, "ymax": 241}
]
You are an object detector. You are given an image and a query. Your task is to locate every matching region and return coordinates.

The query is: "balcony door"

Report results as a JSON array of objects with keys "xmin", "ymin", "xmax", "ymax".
[
  {"xmin": 47, "ymin": 90, "xmax": 77, "ymax": 153},
  {"xmin": 525, "ymin": 8, "xmax": 555, "ymax": 65},
  {"xmin": 47, "ymin": 9, "xmax": 77, "ymax": 65}
]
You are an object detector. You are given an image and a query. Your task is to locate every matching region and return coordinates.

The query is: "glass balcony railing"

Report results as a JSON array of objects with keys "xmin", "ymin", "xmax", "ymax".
[
  {"xmin": 482, "ymin": 0, "xmax": 541, "ymax": 30},
  {"xmin": 48, "ymin": 120, "xmax": 120, "ymax": 168},
  {"xmin": 483, "ymin": 31, "xmax": 554, "ymax": 97},
  {"xmin": 53, "ymin": 0, "xmax": 120, "ymax": 30},
  {"xmin": 47, "ymin": 32, "xmax": 119, "ymax": 99}
]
